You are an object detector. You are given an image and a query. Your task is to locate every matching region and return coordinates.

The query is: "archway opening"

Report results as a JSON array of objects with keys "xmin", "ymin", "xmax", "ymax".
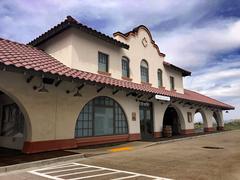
[
  {"xmin": 0, "ymin": 90, "xmax": 26, "ymax": 150},
  {"xmin": 75, "ymin": 96, "xmax": 129, "ymax": 138},
  {"xmin": 194, "ymin": 111, "xmax": 204, "ymax": 133},
  {"xmin": 163, "ymin": 107, "xmax": 181, "ymax": 136}
]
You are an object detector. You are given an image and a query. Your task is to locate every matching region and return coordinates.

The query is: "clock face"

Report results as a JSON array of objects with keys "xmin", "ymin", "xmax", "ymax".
[{"xmin": 142, "ymin": 37, "xmax": 148, "ymax": 47}]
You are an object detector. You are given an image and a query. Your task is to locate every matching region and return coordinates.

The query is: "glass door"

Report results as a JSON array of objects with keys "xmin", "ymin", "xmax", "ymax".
[{"xmin": 139, "ymin": 102, "xmax": 154, "ymax": 140}]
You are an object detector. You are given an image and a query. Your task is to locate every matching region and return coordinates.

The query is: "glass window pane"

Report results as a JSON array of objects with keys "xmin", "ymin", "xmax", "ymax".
[
  {"xmin": 83, "ymin": 130, "xmax": 89, "ymax": 136},
  {"xmin": 158, "ymin": 69, "xmax": 163, "ymax": 87},
  {"xmin": 170, "ymin": 76, "xmax": 175, "ymax": 90},
  {"xmin": 98, "ymin": 52, "xmax": 108, "ymax": 72},
  {"xmin": 122, "ymin": 58, "xmax": 129, "ymax": 77},
  {"xmin": 75, "ymin": 97, "xmax": 128, "ymax": 138},
  {"xmin": 141, "ymin": 66, "xmax": 149, "ymax": 82},
  {"xmin": 94, "ymin": 107, "xmax": 114, "ymax": 136}
]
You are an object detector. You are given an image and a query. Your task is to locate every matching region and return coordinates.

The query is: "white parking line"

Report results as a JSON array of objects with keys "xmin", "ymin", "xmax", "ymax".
[
  {"xmin": 36, "ymin": 163, "xmax": 80, "ymax": 171},
  {"xmin": 70, "ymin": 171, "xmax": 119, "ymax": 180},
  {"xmin": 112, "ymin": 174, "xmax": 139, "ymax": 180},
  {"xmin": 56, "ymin": 169, "xmax": 106, "ymax": 178},
  {"xmin": 29, "ymin": 162, "xmax": 173, "ymax": 180},
  {"xmin": 45, "ymin": 166, "xmax": 89, "ymax": 174},
  {"xmin": 112, "ymin": 174, "xmax": 140, "ymax": 180}
]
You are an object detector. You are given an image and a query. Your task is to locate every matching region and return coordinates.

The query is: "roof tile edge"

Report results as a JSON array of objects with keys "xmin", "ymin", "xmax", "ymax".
[{"xmin": 28, "ymin": 16, "xmax": 129, "ymax": 49}]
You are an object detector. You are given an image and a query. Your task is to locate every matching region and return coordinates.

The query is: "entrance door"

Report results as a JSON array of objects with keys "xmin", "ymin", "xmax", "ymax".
[{"xmin": 139, "ymin": 102, "xmax": 154, "ymax": 140}]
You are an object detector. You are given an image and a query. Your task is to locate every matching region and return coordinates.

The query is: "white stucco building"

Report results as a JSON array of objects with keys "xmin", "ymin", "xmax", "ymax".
[{"xmin": 0, "ymin": 16, "xmax": 234, "ymax": 153}]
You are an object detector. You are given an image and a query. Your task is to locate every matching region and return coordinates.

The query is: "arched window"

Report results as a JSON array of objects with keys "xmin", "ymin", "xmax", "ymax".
[
  {"xmin": 122, "ymin": 57, "xmax": 130, "ymax": 78},
  {"xmin": 75, "ymin": 96, "xmax": 128, "ymax": 138},
  {"xmin": 157, "ymin": 69, "xmax": 163, "ymax": 87},
  {"xmin": 140, "ymin": 60, "xmax": 149, "ymax": 83}
]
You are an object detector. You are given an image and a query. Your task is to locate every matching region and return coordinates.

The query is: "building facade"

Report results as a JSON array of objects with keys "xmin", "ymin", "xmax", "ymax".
[{"xmin": 0, "ymin": 16, "xmax": 234, "ymax": 153}]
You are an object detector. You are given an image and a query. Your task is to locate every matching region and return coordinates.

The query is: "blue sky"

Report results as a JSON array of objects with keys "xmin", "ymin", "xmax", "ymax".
[{"xmin": 0, "ymin": 0, "xmax": 239, "ymax": 120}]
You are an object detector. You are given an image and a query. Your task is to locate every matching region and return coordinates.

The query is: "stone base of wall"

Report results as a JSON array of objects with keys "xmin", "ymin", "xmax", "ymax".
[
  {"xmin": 217, "ymin": 126, "xmax": 224, "ymax": 131},
  {"xmin": 22, "ymin": 134, "xmax": 141, "ymax": 154},
  {"xmin": 204, "ymin": 127, "xmax": 214, "ymax": 132},
  {"xmin": 129, "ymin": 133, "xmax": 141, "ymax": 141},
  {"xmin": 75, "ymin": 134, "xmax": 130, "ymax": 147},
  {"xmin": 154, "ymin": 132, "xmax": 162, "ymax": 138},
  {"xmin": 23, "ymin": 139, "xmax": 77, "ymax": 154},
  {"xmin": 180, "ymin": 129, "xmax": 194, "ymax": 135}
]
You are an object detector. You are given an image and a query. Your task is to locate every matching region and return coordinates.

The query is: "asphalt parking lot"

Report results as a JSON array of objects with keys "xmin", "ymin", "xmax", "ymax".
[{"xmin": 0, "ymin": 130, "xmax": 240, "ymax": 180}]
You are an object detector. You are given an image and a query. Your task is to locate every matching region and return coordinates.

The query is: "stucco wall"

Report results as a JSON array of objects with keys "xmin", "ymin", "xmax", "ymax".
[
  {"xmin": 0, "ymin": 70, "xmax": 223, "ymax": 149},
  {"xmin": 114, "ymin": 28, "xmax": 184, "ymax": 93},
  {"xmin": 38, "ymin": 30, "xmax": 73, "ymax": 68},
  {"xmin": 0, "ymin": 71, "xmax": 141, "ymax": 142},
  {"xmin": 38, "ymin": 28, "xmax": 184, "ymax": 93}
]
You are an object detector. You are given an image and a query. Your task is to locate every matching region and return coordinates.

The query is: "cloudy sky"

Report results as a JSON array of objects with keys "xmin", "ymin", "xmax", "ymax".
[{"xmin": 0, "ymin": 0, "xmax": 239, "ymax": 120}]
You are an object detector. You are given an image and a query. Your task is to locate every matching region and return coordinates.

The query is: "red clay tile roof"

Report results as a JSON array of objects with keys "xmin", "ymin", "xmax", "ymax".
[
  {"xmin": 28, "ymin": 16, "xmax": 129, "ymax": 49},
  {"xmin": 163, "ymin": 61, "xmax": 191, "ymax": 76},
  {"xmin": 0, "ymin": 38, "xmax": 234, "ymax": 110}
]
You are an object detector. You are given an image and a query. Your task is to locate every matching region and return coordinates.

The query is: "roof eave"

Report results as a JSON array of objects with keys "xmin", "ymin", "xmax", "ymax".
[
  {"xmin": 28, "ymin": 17, "xmax": 129, "ymax": 50},
  {"xmin": 163, "ymin": 62, "xmax": 191, "ymax": 77}
]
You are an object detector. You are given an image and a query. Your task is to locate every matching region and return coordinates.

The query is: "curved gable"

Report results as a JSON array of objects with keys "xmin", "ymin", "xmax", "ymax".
[{"xmin": 113, "ymin": 25, "xmax": 165, "ymax": 57}]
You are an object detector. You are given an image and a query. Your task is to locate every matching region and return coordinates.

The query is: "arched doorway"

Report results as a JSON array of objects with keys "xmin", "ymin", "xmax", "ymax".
[
  {"xmin": 163, "ymin": 106, "xmax": 181, "ymax": 136},
  {"xmin": 75, "ymin": 96, "xmax": 128, "ymax": 138},
  {"xmin": 0, "ymin": 90, "xmax": 27, "ymax": 150},
  {"xmin": 194, "ymin": 109, "xmax": 207, "ymax": 133}
]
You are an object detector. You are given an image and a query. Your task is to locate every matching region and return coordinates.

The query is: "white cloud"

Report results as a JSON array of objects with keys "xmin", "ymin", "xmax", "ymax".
[
  {"xmin": 0, "ymin": 0, "xmax": 214, "ymax": 42},
  {"xmin": 184, "ymin": 56, "xmax": 240, "ymax": 120},
  {"xmin": 156, "ymin": 19, "xmax": 240, "ymax": 69}
]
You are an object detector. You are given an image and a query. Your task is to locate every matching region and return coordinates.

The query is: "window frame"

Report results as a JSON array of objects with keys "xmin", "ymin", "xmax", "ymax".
[
  {"xmin": 98, "ymin": 51, "xmax": 109, "ymax": 73},
  {"xmin": 122, "ymin": 56, "xmax": 130, "ymax": 78},
  {"xmin": 170, "ymin": 76, "xmax": 175, "ymax": 90},
  {"xmin": 140, "ymin": 59, "xmax": 149, "ymax": 83},
  {"xmin": 157, "ymin": 69, "xmax": 163, "ymax": 87},
  {"xmin": 75, "ymin": 96, "xmax": 129, "ymax": 138}
]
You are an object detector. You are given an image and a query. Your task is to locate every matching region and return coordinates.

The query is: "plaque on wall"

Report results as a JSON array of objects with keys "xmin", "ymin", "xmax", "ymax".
[{"xmin": 132, "ymin": 112, "xmax": 136, "ymax": 121}]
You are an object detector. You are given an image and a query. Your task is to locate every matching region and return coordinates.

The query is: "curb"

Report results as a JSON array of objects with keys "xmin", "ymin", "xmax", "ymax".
[
  {"xmin": 145, "ymin": 130, "xmax": 239, "ymax": 148},
  {"xmin": 0, "ymin": 153, "xmax": 85, "ymax": 173}
]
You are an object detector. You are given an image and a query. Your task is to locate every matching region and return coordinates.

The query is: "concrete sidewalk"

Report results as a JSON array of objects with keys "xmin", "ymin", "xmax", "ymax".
[{"xmin": 67, "ymin": 130, "xmax": 231, "ymax": 156}]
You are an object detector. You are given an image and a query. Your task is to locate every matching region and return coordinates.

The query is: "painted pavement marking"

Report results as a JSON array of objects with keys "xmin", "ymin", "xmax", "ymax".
[
  {"xmin": 109, "ymin": 146, "xmax": 133, "ymax": 152},
  {"xmin": 29, "ymin": 162, "xmax": 173, "ymax": 180}
]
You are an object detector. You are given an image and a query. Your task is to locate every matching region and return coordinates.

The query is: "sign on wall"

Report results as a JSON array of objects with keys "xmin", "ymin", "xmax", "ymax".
[
  {"xmin": 155, "ymin": 94, "xmax": 170, "ymax": 101},
  {"xmin": 132, "ymin": 112, "xmax": 136, "ymax": 121}
]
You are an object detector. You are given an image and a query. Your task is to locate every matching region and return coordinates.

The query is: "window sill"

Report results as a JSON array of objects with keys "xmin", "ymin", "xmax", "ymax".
[
  {"xmin": 170, "ymin": 89, "xmax": 176, "ymax": 92},
  {"xmin": 122, "ymin": 76, "xmax": 132, "ymax": 81},
  {"xmin": 98, "ymin": 71, "xmax": 111, "ymax": 76},
  {"xmin": 158, "ymin": 86, "xmax": 166, "ymax": 89},
  {"xmin": 141, "ymin": 82, "xmax": 152, "ymax": 86}
]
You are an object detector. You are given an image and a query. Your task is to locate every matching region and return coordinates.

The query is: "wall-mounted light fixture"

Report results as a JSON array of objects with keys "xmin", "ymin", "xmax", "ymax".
[
  {"xmin": 33, "ymin": 82, "xmax": 49, "ymax": 93},
  {"xmin": 73, "ymin": 91, "xmax": 82, "ymax": 97},
  {"xmin": 66, "ymin": 84, "xmax": 84, "ymax": 97},
  {"xmin": 33, "ymin": 75, "xmax": 49, "ymax": 93},
  {"xmin": 38, "ymin": 83, "xmax": 48, "ymax": 93}
]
